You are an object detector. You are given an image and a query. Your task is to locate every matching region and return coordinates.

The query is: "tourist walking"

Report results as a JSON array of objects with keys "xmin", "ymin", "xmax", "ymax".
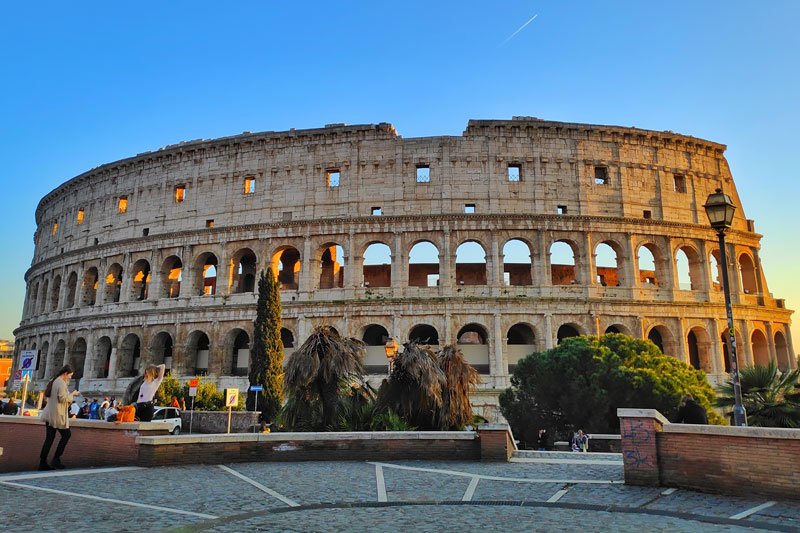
[
  {"xmin": 135, "ymin": 364, "xmax": 165, "ymax": 422},
  {"xmin": 675, "ymin": 394, "xmax": 708, "ymax": 424},
  {"xmin": 39, "ymin": 365, "xmax": 80, "ymax": 470}
]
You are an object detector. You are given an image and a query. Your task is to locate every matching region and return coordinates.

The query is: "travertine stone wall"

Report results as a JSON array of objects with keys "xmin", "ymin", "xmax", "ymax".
[{"xmin": 13, "ymin": 118, "xmax": 795, "ymax": 419}]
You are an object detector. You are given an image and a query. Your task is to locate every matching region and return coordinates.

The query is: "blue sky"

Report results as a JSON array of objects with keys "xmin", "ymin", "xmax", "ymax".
[{"xmin": 1, "ymin": 1, "xmax": 798, "ymax": 346}]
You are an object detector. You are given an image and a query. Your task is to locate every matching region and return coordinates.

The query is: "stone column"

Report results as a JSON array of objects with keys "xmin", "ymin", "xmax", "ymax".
[
  {"xmin": 300, "ymin": 237, "xmax": 314, "ymax": 296},
  {"xmin": 619, "ymin": 235, "xmax": 636, "ymax": 288},
  {"xmin": 392, "ymin": 233, "xmax": 406, "ymax": 290},
  {"xmin": 217, "ymin": 243, "xmax": 229, "ymax": 296},
  {"xmin": 119, "ymin": 254, "xmax": 133, "ymax": 303},
  {"xmin": 664, "ymin": 237, "xmax": 678, "ymax": 291},
  {"xmin": 697, "ymin": 241, "xmax": 711, "ymax": 293},
  {"xmin": 444, "ymin": 312, "xmax": 452, "ymax": 345},
  {"xmin": 739, "ymin": 320, "xmax": 753, "ymax": 367},
  {"xmin": 765, "ymin": 322, "xmax": 777, "ymax": 364},
  {"xmin": 57, "ymin": 266, "xmax": 68, "ymax": 310},
  {"xmin": 538, "ymin": 233, "xmax": 551, "ymax": 286},
  {"xmin": 441, "ymin": 231, "xmax": 453, "ymax": 290},
  {"xmin": 489, "ymin": 237, "xmax": 502, "ymax": 287},
  {"xmin": 544, "ymin": 314, "xmax": 554, "ymax": 350},
  {"xmin": 350, "ymin": 253, "xmax": 364, "ymax": 289},
  {"xmin": 493, "ymin": 312, "xmax": 505, "ymax": 379},
  {"xmin": 707, "ymin": 319, "xmax": 722, "ymax": 376},
  {"xmin": 82, "ymin": 330, "xmax": 95, "ymax": 380},
  {"xmin": 579, "ymin": 233, "xmax": 594, "ymax": 286},
  {"xmin": 675, "ymin": 319, "xmax": 687, "ymax": 364},
  {"xmin": 785, "ymin": 327, "xmax": 797, "ymax": 370}
]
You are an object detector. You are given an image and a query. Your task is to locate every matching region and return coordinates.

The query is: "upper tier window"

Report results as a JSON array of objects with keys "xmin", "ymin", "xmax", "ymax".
[
  {"xmin": 416, "ymin": 165, "xmax": 430, "ymax": 183},
  {"xmin": 175, "ymin": 185, "xmax": 186, "ymax": 203},
  {"xmin": 327, "ymin": 169, "xmax": 340, "ymax": 188},
  {"xmin": 118, "ymin": 196, "xmax": 128, "ymax": 214}
]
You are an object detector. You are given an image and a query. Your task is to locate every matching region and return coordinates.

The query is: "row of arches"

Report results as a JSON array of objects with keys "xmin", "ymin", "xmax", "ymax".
[
  {"xmin": 25, "ymin": 236, "xmax": 762, "ymax": 317},
  {"xmin": 20, "ymin": 320, "xmax": 794, "ymax": 383}
]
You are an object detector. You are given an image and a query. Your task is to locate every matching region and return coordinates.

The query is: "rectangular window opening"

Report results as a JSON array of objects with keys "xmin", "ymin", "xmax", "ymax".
[
  {"xmin": 142, "ymin": 228, "xmax": 150, "ymax": 237},
  {"xmin": 508, "ymin": 164, "xmax": 521, "ymax": 182},
  {"xmin": 464, "ymin": 204, "xmax": 476, "ymax": 214},
  {"xmin": 673, "ymin": 174, "xmax": 686, "ymax": 193},
  {"xmin": 52, "ymin": 222, "xmax": 58, "ymax": 236},
  {"xmin": 594, "ymin": 166, "xmax": 609, "ymax": 185},
  {"xmin": 244, "ymin": 176, "xmax": 255, "ymax": 194},
  {"xmin": 427, "ymin": 274, "xmax": 440, "ymax": 287},
  {"xmin": 175, "ymin": 185, "xmax": 186, "ymax": 203},
  {"xmin": 557, "ymin": 205, "xmax": 567, "ymax": 215},
  {"xmin": 282, "ymin": 211, "xmax": 292, "ymax": 221},
  {"xmin": 326, "ymin": 169, "xmax": 340, "ymax": 188},
  {"xmin": 205, "ymin": 219, "xmax": 215, "ymax": 228},
  {"xmin": 416, "ymin": 165, "xmax": 430, "ymax": 183},
  {"xmin": 371, "ymin": 207, "xmax": 382, "ymax": 216},
  {"xmin": 118, "ymin": 196, "xmax": 128, "ymax": 214},
  {"xmin": 643, "ymin": 210, "xmax": 652, "ymax": 219},
  {"xmin": 503, "ymin": 272, "xmax": 511, "ymax": 286},
  {"xmin": 76, "ymin": 208, "xmax": 85, "ymax": 225}
]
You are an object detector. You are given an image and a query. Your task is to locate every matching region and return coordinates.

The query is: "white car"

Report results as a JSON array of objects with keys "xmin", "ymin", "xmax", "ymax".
[{"xmin": 151, "ymin": 407, "xmax": 182, "ymax": 435}]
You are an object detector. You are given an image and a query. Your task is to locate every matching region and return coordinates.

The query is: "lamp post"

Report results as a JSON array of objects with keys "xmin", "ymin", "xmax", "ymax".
[
  {"xmin": 384, "ymin": 338, "xmax": 399, "ymax": 375},
  {"xmin": 703, "ymin": 188, "xmax": 747, "ymax": 427}
]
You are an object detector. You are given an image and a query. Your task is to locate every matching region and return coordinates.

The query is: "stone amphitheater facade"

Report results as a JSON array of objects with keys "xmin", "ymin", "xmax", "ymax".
[{"xmin": 13, "ymin": 118, "xmax": 796, "ymax": 419}]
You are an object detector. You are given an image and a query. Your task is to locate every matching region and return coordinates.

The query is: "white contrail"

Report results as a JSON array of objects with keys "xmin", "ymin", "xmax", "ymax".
[{"xmin": 500, "ymin": 13, "xmax": 538, "ymax": 46}]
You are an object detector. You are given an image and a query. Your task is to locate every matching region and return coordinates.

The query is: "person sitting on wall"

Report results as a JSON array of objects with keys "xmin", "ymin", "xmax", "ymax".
[
  {"xmin": 675, "ymin": 394, "xmax": 708, "ymax": 424},
  {"xmin": 2, "ymin": 398, "xmax": 19, "ymax": 416},
  {"xmin": 536, "ymin": 428, "xmax": 550, "ymax": 451}
]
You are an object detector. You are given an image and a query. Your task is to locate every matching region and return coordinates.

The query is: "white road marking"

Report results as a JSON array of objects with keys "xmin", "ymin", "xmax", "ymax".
[
  {"xmin": 546, "ymin": 489, "xmax": 569, "ymax": 503},
  {"xmin": 462, "ymin": 476, "xmax": 480, "ymax": 501},
  {"xmin": 0, "ymin": 466, "xmax": 143, "ymax": 482},
  {"xmin": 729, "ymin": 501, "xmax": 777, "ymax": 520},
  {"xmin": 510, "ymin": 458, "xmax": 622, "ymax": 466},
  {"xmin": 375, "ymin": 464, "xmax": 387, "ymax": 502},
  {"xmin": 368, "ymin": 461, "xmax": 623, "ymax": 485},
  {"xmin": 661, "ymin": 488, "xmax": 678, "ymax": 495},
  {"xmin": 0, "ymin": 481, "xmax": 216, "ymax": 519},
  {"xmin": 217, "ymin": 465, "xmax": 299, "ymax": 507}
]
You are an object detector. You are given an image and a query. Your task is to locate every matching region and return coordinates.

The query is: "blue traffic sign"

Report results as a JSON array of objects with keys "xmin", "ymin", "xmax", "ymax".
[{"xmin": 250, "ymin": 385, "xmax": 263, "ymax": 392}]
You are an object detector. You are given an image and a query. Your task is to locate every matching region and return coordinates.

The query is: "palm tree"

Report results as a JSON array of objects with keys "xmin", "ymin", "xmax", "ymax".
[
  {"xmin": 376, "ymin": 342, "xmax": 445, "ymax": 430},
  {"xmin": 436, "ymin": 345, "xmax": 480, "ymax": 430},
  {"xmin": 283, "ymin": 325, "xmax": 366, "ymax": 430},
  {"xmin": 716, "ymin": 362, "xmax": 800, "ymax": 428}
]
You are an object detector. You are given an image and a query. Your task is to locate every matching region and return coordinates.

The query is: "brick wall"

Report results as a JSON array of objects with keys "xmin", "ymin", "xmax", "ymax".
[
  {"xmin": 0, "ymin": 417, "xmax": 170, "ymax": 473},
  {"xmin": 618, "ymin": 408, "xmax": 800, "ymax": 500}
]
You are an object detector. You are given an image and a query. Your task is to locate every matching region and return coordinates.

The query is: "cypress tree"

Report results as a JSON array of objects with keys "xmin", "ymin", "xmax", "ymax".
[{"xmin": 247, "ymin": 267, "xmax": 284, "ymax": 422}]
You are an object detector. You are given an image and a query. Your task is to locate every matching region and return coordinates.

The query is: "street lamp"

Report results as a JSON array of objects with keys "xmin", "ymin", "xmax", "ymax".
[
  {"xmin": 384, "ymin": 338, "xmax": 399, "ymax": 375},
  {"xmin": 703, "ymin": 188, "xmax": 747, "ymax": 427}
]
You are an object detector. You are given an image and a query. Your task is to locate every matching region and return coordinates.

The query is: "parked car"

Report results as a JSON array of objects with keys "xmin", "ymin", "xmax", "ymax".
[{"xmin": 151, "ymin": 406, "xmax": 182, "ymax": 435}]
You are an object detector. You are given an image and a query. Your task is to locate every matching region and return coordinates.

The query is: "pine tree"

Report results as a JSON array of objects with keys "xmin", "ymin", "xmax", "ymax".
[{"xmin": 248, "ymin": 267, "xmax": 284, "ymax": 422}]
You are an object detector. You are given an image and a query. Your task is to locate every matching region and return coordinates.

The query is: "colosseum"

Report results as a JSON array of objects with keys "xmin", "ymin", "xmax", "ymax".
[{"xmin": 13, "ymin": 117, "xmax": 796, "ymax": 418}]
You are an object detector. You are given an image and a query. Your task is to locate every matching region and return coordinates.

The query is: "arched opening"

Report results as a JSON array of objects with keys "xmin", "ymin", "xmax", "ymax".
[
  {"xmin": 194, "ymin": 252, "xmax": 218, "ymax": 296},
  {"xmin": 550, "ymin": 240, "xmax": 577, "ymax": 285},
  {"xmin": 318, "ymin": 244, "xmax": 344, "ymax": 289},
  {"xmin": 81, "ymin": 267, "xmax": 99, "ymax": 306},
  {"xmin": 675, "ymin": 246, "xmax": 703, "ymax": 291},
  {"xmin": 507, "ymin": 323, "xmax": 536, "ymax": 372},
  {"xmin": 502, "ymin": 239, "xmax": 532, "ymax": 286},
  {"xmin": 595, "ymin": 242, "xmax": 621, "ymax": 287},
  {"xmin": 117, "ymin": 334, "xmax": 141, "ymax": 378},
  {"xmin": 409, "ymin": 324, "xmax": 439, "ymax": 345},
  {"xmin": 150, "ymin": 332, "xmax": 174, "ymax": 370},
  {"xmin": 457, "ymin": 323, "xmax": 490, "ymax": 375},
  {"xmin": 751, "ymin": 329, "xmax": 769, "ymax": 366},
  {"xmin": 186, "ymin": 331, "xmax": 211, "ymax": 376},
  {"xmin": 648, "ymin": 328, "xmax": 664, "ymax": 353},
  {"xmin": 362, "ymin": 324, "xmax": 391, "ymax": 374},
  {"xmin": 105, "ymin": 263, "xmax": 123, "ymax": 303},
  {"xmin": 28, "ymin": 282, "xmax": 39, "ymax": 316},
  {"xmin": 637, "ymin": 244, "xmax": 659, "ymax": 286},
  {"xmin": 604, "ymin": 324, "xmax": 629, "ymax": 335},
  {"xmin": 230, "ymin": 329, "xmax": 250, "ymax": 376},
  {"xmin": 51, "ymin": 340, "xmax": 66, "ymax": 380},
  {"xmin": 50, "ymin": 275, "xmax": 61, "ymax": 311},
  {"xmin": 66, "ymin": 272, "xmax": 78, "ymax": 308},
  {"xmin": 739, "ymin": 254, "xmax": 758, "ymax": 295},
  {"xmin": 455, "ymin": 241, "xmax": 487, "ymax": 286},
  {"xmin": 280, "ymin": 328, "xmax": 295, "ymax": 349},
  {"xmin": 94, "ymin": 337, "xmax": 113, "ymax": 378},
  {"xmin": 40, "ymin": 279, "xmax": 49, "ymax": 314},
  {"xmin": 271, "ymin": 247, "xmax": 301, "ymax": 290},
  {"xmin": 38, "ymin": 341, "xmax": 49, "ymax": 380},
  {"xmin": 709, "ymin": 250, "xmax": 722, "ymax": 291},
  {"xmin": 408, "ymin": 241, "xmax": 440, "ymax": 287},
  {"xmin": 131, "ymin": 259, "xmax": 151, "ymax": 301},
  {"xmin": 68, "ymin": 338, "xmax": 87, "ymax": 384},
  {"xmin": 229, "ymin": 248, "xmax": 257, "ymax": 294},
  {"xmin": 775, "ymin": 331, "xmax": 790, "ymax": 371},
  {"xmin": 363, "ymin": 242, "xmax": 392, "ymax": 288},
  {"xmin": 687, "ymin": 327, "xmax": 712, "ymax": 372},
  {"xmin": 557, "ymin": 324, "xmax": 581, "ymax": 344},
  {"xmin": 161, "ymin": 256, "xmax": 183, "ymax": 298}
]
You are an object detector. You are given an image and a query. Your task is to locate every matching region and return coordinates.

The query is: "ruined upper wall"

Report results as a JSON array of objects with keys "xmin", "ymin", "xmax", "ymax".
[{"xmin": 32, "ymin": 118, "xmax": 747, "ymax": 261}]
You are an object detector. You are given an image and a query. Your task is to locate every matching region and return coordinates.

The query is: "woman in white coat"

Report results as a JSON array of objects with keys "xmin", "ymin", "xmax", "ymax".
[{"xmin": 39, "ymin": 365, "xmax": 80, "ymax": 470}]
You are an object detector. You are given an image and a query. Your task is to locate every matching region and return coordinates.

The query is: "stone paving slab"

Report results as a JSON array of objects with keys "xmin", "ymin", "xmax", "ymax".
[
  {"xmin": 645, "ymin": 489, "xmax": 769, "ymax": 519},
  {"xmin": 382, "ymin": 468, "xmax": 468, "ymax": 502},
  {"xmin": 470, "ymin": 479, "xmax": 564, "ymax": 501}
]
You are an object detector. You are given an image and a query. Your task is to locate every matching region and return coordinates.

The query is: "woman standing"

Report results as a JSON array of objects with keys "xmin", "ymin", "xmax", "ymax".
[
  {"xmin": 135, "ymin": 364, "xmax": 165, "ymax": 422},
  {"xmin": 39, "ymin": 365, "xmax": 80, "ymax": 470}
]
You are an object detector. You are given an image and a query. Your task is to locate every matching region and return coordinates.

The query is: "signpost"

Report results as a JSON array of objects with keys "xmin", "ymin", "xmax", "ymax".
[
  {"xmin": 188, "ymin": 378, "xmax": 199, "ymax": 434},
  {"xmin": 224, "ymin": 388, "xmax": 239, "ymax": 434},
  {"xmin": 249, "ymin": 385, "xmax": 263, "ymax": 433},
  {"xmin": 16, "ymin": 351, "xmax": 38, "ymax": 402}
]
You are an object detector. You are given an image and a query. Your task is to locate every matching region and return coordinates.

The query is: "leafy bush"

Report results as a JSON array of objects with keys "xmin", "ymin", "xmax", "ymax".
[
  {"xmin": 717, "ymin": 362, "xmax": 800, "ymax": 427},
  {"xmin": 500, "ymin": 334, "xmax": 723, "ymax": 447},
  {"xmin": 154, "ymin": 375, "xmax": 244, "ymax": 411}
]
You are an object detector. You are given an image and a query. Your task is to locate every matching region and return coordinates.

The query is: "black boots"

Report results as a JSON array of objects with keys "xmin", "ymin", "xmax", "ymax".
[
  {"xmin": 51, "ymin": 457, "xmax": 65, "ymax": 469},
  {"xmin": 38, "ymin": 461, "xmax": 54, "ymax": 471}
]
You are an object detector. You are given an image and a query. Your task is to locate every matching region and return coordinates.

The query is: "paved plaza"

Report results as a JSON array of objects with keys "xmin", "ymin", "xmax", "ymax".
[{"xmin": 0, "ymin": 454, "xmax": 797, "ymax": 532}]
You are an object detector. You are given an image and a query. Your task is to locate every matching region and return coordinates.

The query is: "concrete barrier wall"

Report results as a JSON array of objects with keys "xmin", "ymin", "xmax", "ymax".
[
  {"xmin": 0, "ymin": 417, "xmax": 171, "ymax": 473},
  {"xmin": 180, "ymin": 410, "xmax": 260, "ymax": 434},
  {"xmin": 618, "ymin": 408, "xmax": 800, "ymax": 500}
]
